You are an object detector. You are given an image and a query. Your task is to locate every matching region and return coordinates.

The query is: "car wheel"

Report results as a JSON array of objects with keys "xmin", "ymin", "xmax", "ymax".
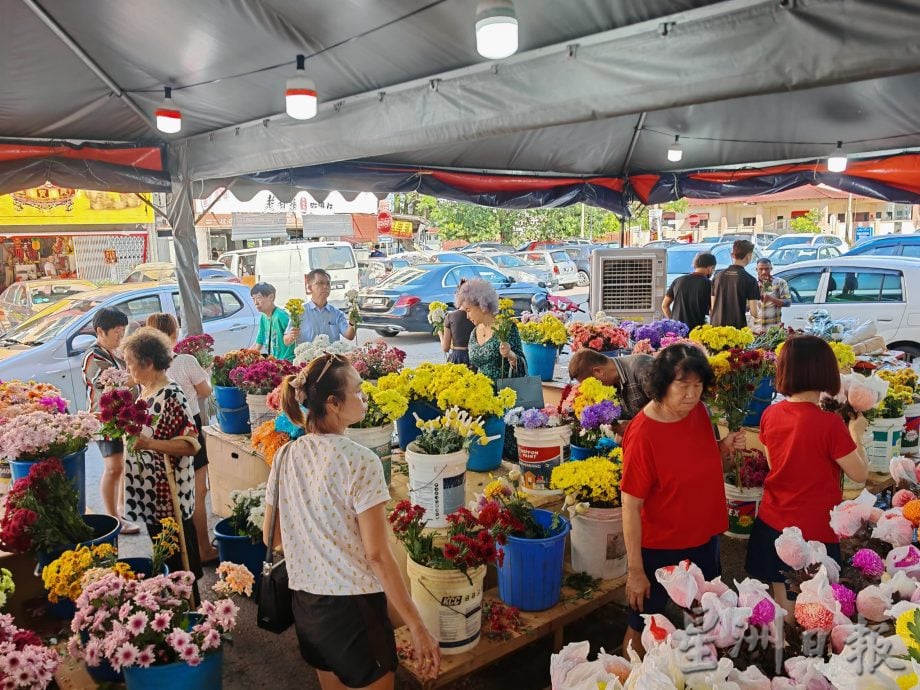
[
  {"xmin": 375, "ymin": 328, "xmax": 399, "ymax": 338},
  {"xmin": 890, "ymin": 342, "xmax": 920, "ymax": 362},
  {"xmin": 576, "ymin": 271, "xmax": 590, "ymax": 287}
]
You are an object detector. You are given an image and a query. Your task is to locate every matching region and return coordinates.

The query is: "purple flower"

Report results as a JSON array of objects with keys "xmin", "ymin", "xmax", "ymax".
[
  {"xmin": 39, "ymin": 396, "xmax": 67, "ymax": 414},
  {"xmin": 578, "ymin": 400, "xmax": 622, "ymax": 429},
  {"xmin": 748, "ymin": 598, "xmax": 776, "ymax": 626},
  {"xmin": 851, "ymin": 548, "xmax": 885, "ymax": 578},
  {"xmin": 520, "ymin": 408, "xmax": 549, "ymax": 429},
  {"xmin": 831, "ymin": 583, "xmax": 857, "ymax": 617}
]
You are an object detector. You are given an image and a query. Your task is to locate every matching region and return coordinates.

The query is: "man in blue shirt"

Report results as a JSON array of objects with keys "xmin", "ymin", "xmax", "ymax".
[
  {"xmin": 248, "ymin": 282, "xmax": 295, "ymax": 360},
  {"xmin": 284, "ymin": 269, "xmax": 357, "ymax": 346}
]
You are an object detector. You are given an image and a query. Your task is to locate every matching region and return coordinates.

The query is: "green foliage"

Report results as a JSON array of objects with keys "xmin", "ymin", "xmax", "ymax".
[{"xmin": 789, "ymin": 209, "xmax": 822, "ymax": 234}]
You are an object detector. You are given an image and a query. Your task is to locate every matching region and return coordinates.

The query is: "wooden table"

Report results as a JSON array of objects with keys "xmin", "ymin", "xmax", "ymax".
[{"xmin": 395, "ymin": 575, "xmax": 626, "ymax": 690}]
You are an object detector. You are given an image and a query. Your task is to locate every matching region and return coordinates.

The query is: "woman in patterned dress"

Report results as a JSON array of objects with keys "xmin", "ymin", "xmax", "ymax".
[{"xmin": 121, "ymin": 328, "xmax": 202, "ymax": 584}]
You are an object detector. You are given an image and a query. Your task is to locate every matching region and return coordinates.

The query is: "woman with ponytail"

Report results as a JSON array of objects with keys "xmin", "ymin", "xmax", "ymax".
[{"xmin": 264, "ymin": 353, "xmax": 440, "ymax": 689}]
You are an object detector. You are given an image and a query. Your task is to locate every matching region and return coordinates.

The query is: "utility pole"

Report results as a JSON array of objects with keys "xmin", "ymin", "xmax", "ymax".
[
  {"xmin": 845, "ymin": 193, "xmax": 854, "ymax": 244},
  {"xmin": 580, "ymin": 203, "xmax": 586, "ymax": 238}
]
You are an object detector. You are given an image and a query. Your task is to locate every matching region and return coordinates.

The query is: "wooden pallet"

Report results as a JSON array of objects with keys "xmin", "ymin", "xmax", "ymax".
[{"xmin": 395, "ymin": 576, "xmax": 626, "ymax": 690}]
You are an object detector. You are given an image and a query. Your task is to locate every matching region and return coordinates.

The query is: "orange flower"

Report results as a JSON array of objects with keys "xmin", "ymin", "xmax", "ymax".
[
  {"xmin": 902, "ymin": 500, "xmax": 920, "ymax": 527},
  {"xmin": 251, "ymin": 420, "xmax": 289, "ymax": 467}
]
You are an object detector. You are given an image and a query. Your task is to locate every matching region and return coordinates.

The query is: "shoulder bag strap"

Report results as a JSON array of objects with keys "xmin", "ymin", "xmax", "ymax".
[{"xmin": 263, "ymin": 442, "xmax": 287, "ymax": 569}]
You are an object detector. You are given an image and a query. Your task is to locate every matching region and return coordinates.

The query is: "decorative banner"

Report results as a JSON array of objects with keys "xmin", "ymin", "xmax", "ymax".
[
  {"xmin": 391, "ymin": 220, "xmax": 414, "ymax": 238},
  {"xmin": 0, "ymin": 184, "xmax": 153, "ymax": 225}
]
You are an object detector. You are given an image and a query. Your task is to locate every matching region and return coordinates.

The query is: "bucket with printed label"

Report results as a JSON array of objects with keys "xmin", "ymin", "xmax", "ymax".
[
  {"xmin": 405, "ymin": 444, "xmax": 467, "ymax": 529},
  {"xmin": 406, "ymin": 560, "xmax": 485, "ymax": 655},
  {"xmin": 902, "ymin": 403, "xmax": 920, "ymax": 452},
  {"xmin": 514, "ymin": 425, "xmax": 570, "ymax": 495},
  {"xmin": 867, "ymin": 416, "xmax": 906, "ymax": 473},
  {"xmin": 724, "ymin": 483, "xmax": 763, "ymax": 539},
  {"xmin": 344, "ymin": 425, "xmax": 394, "ymax": 486},
  {"xmin": 570, "ymin": 506, "xmax": 627, "ymax": 580}
]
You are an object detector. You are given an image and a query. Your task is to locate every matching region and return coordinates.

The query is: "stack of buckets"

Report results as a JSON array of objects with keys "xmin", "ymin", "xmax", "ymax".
[{"xmin": 214, "ymin": 386, "xmax": 250, "ymax": 434}]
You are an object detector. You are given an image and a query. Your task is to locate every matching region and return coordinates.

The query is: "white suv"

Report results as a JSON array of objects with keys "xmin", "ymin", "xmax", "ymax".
[
  {"xmin": 774, "ymin": 256, "xmax": 920, "ymax": 358},
  {"xmin": 516, "ymin": 250, "xmax": 578, "ymax": 289}
]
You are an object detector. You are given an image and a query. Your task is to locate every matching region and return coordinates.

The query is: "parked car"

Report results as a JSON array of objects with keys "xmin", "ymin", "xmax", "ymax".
[
  {"xmin": 358, "ymin": 257, "xmax": 411, "ymax": 288},
  {"xmin": 254, "ymin": 241, "xmax": 359, "ymax": 307},
  {"xmin": 769, "ymin": 244, "xmax": 841, "ymax": 266},
  {"xmin": 558, "ymin": 245, "xmax": 593, "ymax": 287},
  {"xmin": 516, "ymin": 240, "xmax": 565, "ymax": 252},
  {"xmin": 0, "ymin": 279, "xmax": 96, "ymax": 331},
  {"xmin": 774, "ymin": 256, "xmax": 920, "ymax": 359},
  {"xmin": 644, "ymin": 239, "xmax": 679, "ymax": 248},
  {"xmin": 698, "ymin": 236, "xmax": 721, "ymax": 244},
  {"xmin": 474, "ymin": 252, "xmax": 555, "ymax": 288},
  {"xmin": 719, "ymin": 232, "xmax": 778, "ymax": 249},
  {"xmin": 459, "ymin": 242, "xmax": 516, "ymax": 253},
  {"xmin": 218, "ymin": 249, "xmax": 258, "ymax": 286},
  {"xmin": 764, "ymin": 233, "xmax": 849, "ymax": 257},
  {"xmin": 0, "ymin": 282, "xmax": 260, "ymax": 409},
  {"xmin": 516, "ymin": 249, "xmax": 578, "ymax": 289},
  {"xmin": 844, "ymin": 233, "xmax": 920, "ymax": 258},
  {"xmin": 357, "ymin": 263, "xmax": 548, "ymax": 337},
  {"xmin": 665, "ymin": 242, "xmax": 761, "ymax": 287},
  {"xmin": 123, "ymin": 262, "xmax": 239, "ymax": 284}
]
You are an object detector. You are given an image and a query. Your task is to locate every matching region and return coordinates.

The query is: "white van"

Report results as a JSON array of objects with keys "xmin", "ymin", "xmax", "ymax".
[
  {"xmin": 254, "ymin": 241, "xmax": 359, "ymax": 306},
  {"xmin": 219, "ymin": 249, "xmax": 258, "ymax": 287}
]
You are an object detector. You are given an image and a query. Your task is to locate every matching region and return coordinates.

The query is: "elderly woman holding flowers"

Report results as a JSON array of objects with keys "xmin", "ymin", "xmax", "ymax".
[{"xmin": 620, "ymin": 344, "xmax": 745, "ymax": 657}]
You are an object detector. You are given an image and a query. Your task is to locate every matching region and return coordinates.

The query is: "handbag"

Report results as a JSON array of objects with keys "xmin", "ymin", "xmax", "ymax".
[
  {"xmin": 257, "ymin": 444, "xmax": 294, "ymax": 633},
  {"xmin": 495, "ymin": 353, "xmax": 545, "ymax": 410}
]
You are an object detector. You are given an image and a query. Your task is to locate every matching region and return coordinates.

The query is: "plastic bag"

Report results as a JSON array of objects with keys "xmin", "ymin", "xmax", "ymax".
[{"xmin": 841, "ymin": 319, "xmax": 877, "ymax": 345}]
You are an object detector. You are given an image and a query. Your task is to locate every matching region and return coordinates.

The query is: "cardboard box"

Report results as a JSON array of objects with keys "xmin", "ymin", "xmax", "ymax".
[{"xmin": 203, "ymin": 426, "xmax": 269, "ymax": 517}]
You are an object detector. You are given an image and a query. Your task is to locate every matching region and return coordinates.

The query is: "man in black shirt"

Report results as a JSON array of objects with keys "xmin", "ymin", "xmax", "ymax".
[
  {"xmin": 711, "ymin": 240, "xmax": 761, "ymax": 328},
  {"xmin": 662, "ymin": 251, "xmax": 716, "ymax": 330}
]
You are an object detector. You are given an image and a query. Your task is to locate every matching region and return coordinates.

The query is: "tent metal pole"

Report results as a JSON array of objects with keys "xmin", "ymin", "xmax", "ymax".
[
  {"xmin": 193, "ymin": 181, "xmax": 237, "ymax": 224},
  {"xmin": 621, "ymin": 112, "xmax": 647, "ymax": 176},
  {"xmin": 20, "ymin": 0, "xmax": 157, "ymax": 134}
]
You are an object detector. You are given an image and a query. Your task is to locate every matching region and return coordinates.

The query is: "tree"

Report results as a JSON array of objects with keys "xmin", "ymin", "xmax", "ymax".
[{"xmin": 789, "ymin": 208, "xmax": 822, "ymax": 234}]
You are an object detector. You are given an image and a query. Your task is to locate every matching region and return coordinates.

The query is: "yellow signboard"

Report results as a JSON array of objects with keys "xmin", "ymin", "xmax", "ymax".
[
  {"xmin": 391, "ymin": 219, "xmax": 414, "ymax": 238},
  {"xmin": 0, "ymin": 185, "xmax": 153, "ymax": 226}
]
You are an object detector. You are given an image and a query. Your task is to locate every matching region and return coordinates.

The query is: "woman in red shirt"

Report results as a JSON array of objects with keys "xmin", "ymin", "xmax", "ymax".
[
  {"xmin": 621, "ymin": 344, "xmax": 745, "ymax": 657},
  {"xmin": 745, "ymin": 335, "xmax": 868, "ymax": 616}
]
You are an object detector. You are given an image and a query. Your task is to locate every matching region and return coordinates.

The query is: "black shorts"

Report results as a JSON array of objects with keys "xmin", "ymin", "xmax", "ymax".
[
  {"xmin": 292, "ymin": 590, "xmax": 397, "ymax": 686},
  {"xmin": 627, "ymin": 535, "xmax": 721, "ymax": 631},
  {"xmin": 96, "ymin": 438, "xmax": 124, "ymax": 456},
  {"xmin": 745, "ymin": 517, "xmax": 842, "ymax": 585},
  {"xmin": 192, "ymin": 413, "xmax": 209, "ymax": 471}
]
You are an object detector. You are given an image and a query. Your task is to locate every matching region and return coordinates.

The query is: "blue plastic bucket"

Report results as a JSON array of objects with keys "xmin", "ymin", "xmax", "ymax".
[
  {"xmin": 213, "ymin": 518, "xmax": 264, "ymax": 593},
  {"xmin": 123, "ymin": 649, "xmax": 223, "ymax": 690},
  {"xmin": 36, "ymin": 513, "xmax": 121, "ymax": 571},
  {"xmin": 569, "ymin": 444, "xmax": 596, "ymax": 461},
  {"xmin": 396, "ymin": 400, "xmax": 441, "ymax": 450},
  {"xmin": 467, "ymin": 416, "xmax": 505, "ymax": 472},
  {"xmin": 11, "ymin": 448, "xmax": 87, "ymax": 514},
  {"xmin": 214, "ymin": 385, "xmax": 250, "ymax": 434},
  {"xmin": 743, "ymin": 376, "xmax": 775, "ymax": 428},
  {"xmin": 521, "ymin": 342, "xmax": 557, "ymax": 382},
  {"xmin": 496, "ymin": 509, "xmax": 570, "ymax": 611}
]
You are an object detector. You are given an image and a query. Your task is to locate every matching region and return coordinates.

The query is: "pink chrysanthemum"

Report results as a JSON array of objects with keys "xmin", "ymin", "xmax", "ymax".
[
  {"xmin": 831, "ymin": 583, "xmax": 857, "ymax": 617},
  {"xmin": 794, "ymin": 603, "xmax": 835, "ymax": 631},
  {"xmin": 748, "ymin": 598, "xmax": 776, "ymax": 626},
  {"xmin": 851, "ymin": 548, "xmax": 885, "ymax": 578}
]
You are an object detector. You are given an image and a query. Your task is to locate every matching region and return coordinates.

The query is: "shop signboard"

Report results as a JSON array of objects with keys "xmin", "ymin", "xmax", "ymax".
[
  {"xmin": 391, "ymin": 220, "xmax": 414, "ymax": 238},
  {"xmin": 855, "ymin": 226, "xmax": 873, "ymax": 243},
  {"xmin": 0, "ymin": 184, "xmax": 153, "ymax": 225}
]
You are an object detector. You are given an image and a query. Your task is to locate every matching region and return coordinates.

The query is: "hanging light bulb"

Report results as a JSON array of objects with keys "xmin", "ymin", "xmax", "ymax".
[
  {"xmin": 155, "ymin": 87, "xmax": 182, "ymax": 134},
  {"xmin": 667, "ymin": 135, "xmax": 683, "ymax": 163},
  {"xmin": 827, "ymin": 141, "xmax": 847, "ymax": 173},
  {"xmin": 286, "ymin": 54, "xmax": 317, "ymax": 120},
  {"xmin": 476, "ymin": 0, "xmax": 518, "ymax": 60}
]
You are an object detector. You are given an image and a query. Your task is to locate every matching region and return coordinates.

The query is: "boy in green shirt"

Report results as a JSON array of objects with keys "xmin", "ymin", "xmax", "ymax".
[{"xmin": 249, "ymin": 283, "xmax": 295, "ymax": 361}]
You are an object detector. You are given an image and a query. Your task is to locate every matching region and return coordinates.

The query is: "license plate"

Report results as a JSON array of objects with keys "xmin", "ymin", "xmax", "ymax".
[
  {"xmin": 365, "ymin": 297, "xmax": 387, "ymax": 306},
  {"xmin": 332, "ymin": 281, "xmax": 346, "ymax": 290}
]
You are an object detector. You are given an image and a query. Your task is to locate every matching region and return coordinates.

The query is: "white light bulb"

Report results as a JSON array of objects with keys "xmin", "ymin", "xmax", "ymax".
[
  {"xmin": 667, "ymin": 137, "xmax": 683, "ymax": 163},
  {"xmin": 828, "ymin": 141, "xmax": 847, "ymax": 173},
  {"xmin": 476, "ymin": 1, "xmax": 518, "ymax": 59},
  {"xmin": 286, "ymin": 76, "xmax": 317, "ymax": 120},
  {"xmin": 155, "ymin": 111, "xmax": 182, "ymax": 134}
]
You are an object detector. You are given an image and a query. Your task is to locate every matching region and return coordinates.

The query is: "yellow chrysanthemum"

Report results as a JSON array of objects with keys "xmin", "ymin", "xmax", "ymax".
[
  {"xmin": 571, "ymin": 377, "xmax": 619, "ymax": 416},
  {"xmin": 897, "ymin": 673, "xmax": 917, "ymax": 690},
  {"xmin": 689, "ymin": 324, "xmax": 753, "ymax": 352},
  {"xmin": 550, "ymin": 452, "xmax": 623, "ymax": 506},
  {"xmin": 897, "ymin": 609, "xmax": 920, "ymax": 652}
]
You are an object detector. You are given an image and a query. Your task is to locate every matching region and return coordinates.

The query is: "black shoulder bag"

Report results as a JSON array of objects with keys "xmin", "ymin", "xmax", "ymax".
[{"xmin": 257, "ymin": 444, "xmax": 294, "ymax": 633}]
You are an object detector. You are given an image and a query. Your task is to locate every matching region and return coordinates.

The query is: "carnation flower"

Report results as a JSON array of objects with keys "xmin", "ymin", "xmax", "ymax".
[
  {"xmin": 851, "ymin": 548, "xmax": 885, "ymax": 578},
  {"xmin": 794, "ymin": 602, "xmax": 835, "ymax": 631},
  {"xmin": 748, "ymin": 598, "xmax": 777, "ymax": 626},
  {"xmin": 830, "ymin": 583, "xmax": 857, "ymax": 617}
]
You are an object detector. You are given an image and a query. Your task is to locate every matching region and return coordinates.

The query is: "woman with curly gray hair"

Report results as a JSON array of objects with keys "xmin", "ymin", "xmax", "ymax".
[{"xmin": 456, "ymin": 278, "xmax": 525, "ymax": 380}]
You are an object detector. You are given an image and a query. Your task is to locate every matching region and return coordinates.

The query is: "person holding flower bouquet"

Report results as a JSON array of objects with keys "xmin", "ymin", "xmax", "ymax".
[
  {"xmin": 284, "ymin": 269, "xmax": 356, "ymax": 348},
  {"xmin": 146, "ymin": 313, "xmax": 219, "ymax": 564},
  {"xmin": 745, "ymin": 335, "xmax": 869, "ymax": 617},
  {"xmin": 268, "ymin": 353, "xmax": 440, "ymax": 687},
  {"xmin": 620, "ymin": 344, "xmax": 745, "ymax": 656}
]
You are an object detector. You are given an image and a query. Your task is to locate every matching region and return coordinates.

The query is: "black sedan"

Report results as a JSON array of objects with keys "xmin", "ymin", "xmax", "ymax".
[{"xmin": 358, "ymin": 263, "xmax": 549, "ymax": 337}]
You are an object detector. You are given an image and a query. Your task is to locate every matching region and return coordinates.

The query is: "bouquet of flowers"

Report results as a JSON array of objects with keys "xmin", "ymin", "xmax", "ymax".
[
  {"xmin": 750, "ymin": 325, "xmax": 795, "ymax": 351},
  {"xmin": 821, "ymin": 372, "xmax": 887, "ymax": 424},
  {"xmin": 492, "ymin": 298, "xmax": 517, "ymax": 344},
  {"xmin": 351, "ymin": 382, "xmax": 408, "ymax": 429},
  {"xmin": 550, "ymin": 450, "xmax": 624, "ymax": 508},
  {"xmin": 378, "ymin": 363, "xmax": 517, "ymax": 418},
  {"xmin": 41, "ymin": 543, "xmax": 131, "ymax": 603},
  {"xmin": 251, "ymin": 420, "xmax": 290, "ymax": 467},
  {"xmin": 174, "ymin": 334, "xmax": 215, "ymax": 369},
  {"xmin": 345, "ymin": 289, "xmax": 360, "ymax": 327},
  {"xmin": 350, "ymin": 340, "xmax": 406, "ymax": 380},
  {"xmin": 689, "ymin": 324, "xmax": 755, "ymax": 353},
  {"xmin": 97, "ymin": 368, "xmax": 131, "ymax": 390},
  {"xmin": 227, "ymin": 484, "xmax": 265, "ymax": 542},
  {"xmin": 211, "ymin": 349, "xmax": 262, "ymax": 388},
  {"xmin": 879, "ymin": 368, "xmax": 920, "ymax": 404},
  {"xmin": 561, "ymin": 376, "xmax": 621, "ymax": 447},
  {"xmin": 0, "ymin": 410, "xmax": 100, "ymax": 462},
  {"xmin": 724, "ymin": 448, "xmax": 770, "ymax": 491},
  {"xmin": 0, "ymin": 459, "xmax": 93, "ymax": 553},
  {"xmin": 707, "ymin": 348, "xmax": 776, "ymax": 431},
  {"xmin": 293, "ymin": 334, "xmax": 356, "ymax": 366},
  {"xmin": 411, "ymin": 407, "xmax": 493, "ymax": 454},
  {"xmin": 284, "ymin": 298, "xmax": 305, "ymax": 329},
  {"xmin": 471, "ymin": 472, "xmax": 564, "ymax": 540},
  {"xmin": 567, "ymin": 321, "xmax": 629, "ymax": 353},
  {"xmin": 0, "ymin": 613, "xmax": 60, "ymax": 689},
  {"xmin": 0, "ymin": 380, "xmax": 68, "ymax": 419},
  {"xmin": 621, "ymin": 319, "xmax": 690, "ymax": 350},
  {"xmin": 876, "ymin": 380, "xmax": 914, "ymax": 419},
  {"xmin": 97, "ymin": 387, "xmax": 153, "ymax": 452},
  {"xmin": 229, "ymin": 357, "xmax": 302, "ymax": 395},
  {"xmin": 427, "ymin": 301, "xmax": 449, "ymax": 335},
  {"xmin": 504, "ymin": 405, "xmax": 567, "ymax": 429},
  {"xmin": 518, "ymin": 312, "xmax": 568, "ymax": 347}
]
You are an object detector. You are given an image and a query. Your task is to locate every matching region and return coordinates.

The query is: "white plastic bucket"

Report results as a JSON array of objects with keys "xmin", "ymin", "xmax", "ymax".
[
  {"xmin": 867, "ymin": 416, "xmax": 906, "ymax": 473},
  {"xmin": 514, "ymin": 424, "xmax": 571, "ymax": 496},
  {"xmin": 724, "ymin": 483, "xmax": 763, "ymax": 539},
  {"xmin": 406, "ymin": 560, "xmax": 485, "ymax": 655},
  {"xmin": 344, "ymin": 425, "xmax": 394, "ymax": 486},
  {"xmin": 902, "ymin": 403, "xmax": 920, "ymax": 451},
  {"xmin": 406, "ymin": 444, "xmax": 467, "ymax": 529},
  {"xmin": 570, "ymin": 506, "xmax": 626, "ymax": 580},
  {"xmin": 246, "ymin": 393, "xmax": 274, "ymax": 427}
]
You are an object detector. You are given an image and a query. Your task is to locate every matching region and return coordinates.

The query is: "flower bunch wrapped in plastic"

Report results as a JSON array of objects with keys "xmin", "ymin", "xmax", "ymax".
[
  {"xmin": 0, "ymin": 410, "xmax": 99, "ymax": 462},
  {"xmin": 98, "ymin": 387, "xmax": 153, "ymax": 452},
  {"xmin": 345, "ymin": 289, "xmax": 361, "ymax": 327},
  {"xmin": 411, "ymin": 407, "xmax": 495, "ymax": 454},
  {"xmin": 228, "ymin": 484, "xmax": 266, "ymax": 542},
  {"xmin": 706, "ymin": 348, "xmax": 776, "ymax": 431},
  {"xmin": 0, "ymin": 612, "xmax": 60, "ymax": 689},
  {"xmin": 503, "ymin": 405, "xmax": 566, "ymax": 429},
  {"xmin": 550, "ymin": 449, "xmax": 623, "ymax": 508},
  {"xmin": 349, "ymin": 340, "xmax": 406, "ymax": 380},
  {"xmin": 0, "ymin": 380, "xmax": 66, "ymax": 420},
  {"xmin": 351, "ymin": 381, "xmax": 408, "ymax": 429},
  {"xmin": 877, "ymin": 381, "xmax": 915, "ymax": 419},
  {"xmin": 292, "ymin": 334, "xmax": 356, "ymax": 366},
  {"xmin": 284, "ymin": 298, "xmax": 304, "ymax": 329},
  {"xmin": 689, "ymin": 324, "xmax": 754, "ymax": 353},
  {"xmin": 251, "ymin": 419, "xmax": 290, "ymax": 467},
  {"xmin": 378, "ymin": 363, "xmax": 516, "ymax": 417},
  {"xmin": 211, "ymin": 349, "xmax": 263, "ymax": 387},
  {"xmin": 518, "ymin": 312, "xmax": 569, "ymax": 346},
  {"xmin": 41, "ymin": 543, "xmax": 133, "ymax": 603},
  {"xmin": 567, "ymin": 321, "xmax": 629, "ymax": 353},
  {"xmin": 173, "ymin": 333, "xmax": 215, "ymax": 369},
  {"xmin": 427, "ymin": 301, "xmax": 449, "ymax": 335},
  {"xmin": 229, "ymin": 357, "xmax": 302, "ymax": 395}
]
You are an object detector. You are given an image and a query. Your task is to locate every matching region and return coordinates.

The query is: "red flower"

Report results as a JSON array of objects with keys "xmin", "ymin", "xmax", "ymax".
[{"xmin": 441, "ymin": 543, "xmax": 460, "ymax": 561}]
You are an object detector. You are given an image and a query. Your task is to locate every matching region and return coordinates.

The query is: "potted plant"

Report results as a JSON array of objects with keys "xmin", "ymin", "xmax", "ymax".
[
  {"xmin": 349, "ymin": 340, "xmax": 406, "ymax": 381},
  {"xmin": 173, "ymin": 334, "xmax": 215, "ymax": 370},
  {"xmin": 389, "ymin": 500, "xmax": 506, "ymax": 655},
  {"xmin": 568, "ymin": 321, "xmax": 630, "ymax": 356},
  {"xmin": 213, "ymin": 484, "xmax": 266, "ymax": 591},
  {"xmin": 518, "ymin": 312, "xmax": 569, "ymax": 381},
  {"xmin": 560, "ymin": 377, "xmax": 622, "ymax": 459},
  {"xmin": 229, "ymin": 357, "xmax": 301, "ymax": 427},
  {"xmin": 723, "ymin": 448, "xmax": 769, "ymax": 539},
  {"xmin": 210, "ymin": 349, "xmax": 262, "ymax": 434},
  {"xmin": 550, "ymin": 450, "xmax": 626, "ymax": 579},
  {"xmin": 504, "ymin": 405, "xmax": 572, "ymax": 493},
  {"xmin": 343, "ymin": 382, "xmax": 407, "ymax": 486}
]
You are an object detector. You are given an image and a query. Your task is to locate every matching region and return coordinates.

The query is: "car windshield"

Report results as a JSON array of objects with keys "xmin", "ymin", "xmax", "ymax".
[
  {"xmin": 2, "ymin": 297, "xmax": 98, "ymax": 344},
  {"xmin": 379, "ymin": 268, "xmax": 428, "ymax": 287},
  {"xmin": 772, "ymin": 248, "xmax": 818, "ymax": 265},
  {"xmin": 308, "ymin": 246, "xmax": 355, "ymax": 270},
  {"xmin": 768, "ymin": 235, "xmax": 808, "ymax": 251},
  {"xmin": 492, "ymin": 254, "xmax": 527, "ymax": 268},
  {"xmin": 29, "ymin": 284, "xmax": 94, "ymax": 305},
  {"xmin": 667, "ymin": 248, "xmax": 700, "ymax": 274},
  {"xmin": 550, "ymin": 251, "xmax": 570, "ymax": 263},
  {"xmin": 520, "ymin": 253, "xmax": 546, "ymax": 266}
]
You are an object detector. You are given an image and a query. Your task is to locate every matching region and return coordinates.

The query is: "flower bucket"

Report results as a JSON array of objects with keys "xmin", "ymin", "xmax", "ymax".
[
  {"xmin": 214, "ymin": 385, "xmax": 250, "ymax": 434},
  {"xmin": 118, "ymin": 557, "xmax": 169, "ymax": 578},
  {"xmin": 902, "ymin": 403, "xmax": 920, "ymax": 451},
  {"xmin": 123, "ymin": 649, "xmax": 223, "ymax": 690},
  {"xmin": 867, "ymin": 416, "xmax": 906, "ymax": 473},
  {"xmin": 521, "ymin": 341, "xmax": 557, "ymax": 382},
  {"xmin": 467, "ymin": 416, "xmax": 505, "ymax": 472},
  {"xmin": 344, "ymin": 425, "xmax": 394, "ymax": 486},
  {"xmin": 406, "ymin": 560, "xmax": 485, "ymax": 655},
  {"xmin": 741, "ymin": 376, "xmax": 775, "ymax": 428},
  {"xmin": 246, "ymin": 393, "xmax": 274, "ymax": 427},
  {"xmin": 10, "ymin": 447, "xmax": 87, "ymax": 514},
  {"xmin": 724, "ymin": 483, "xmax": 763, "ymax": 539},
  {"xmin": 569, "ymin": 444, "xmax": 595, "ymax": 461},
  {"xmin": 36, "ymin": 513, "xmax": 121, "ymax": 571},
  {"xmin": 82, "ymin": 629, "xmax": 123, "ymax": 683},
  {"xmin": 514, "ymin": 425, "xmax": 570, "ymax": 495},
  {"xmin": 570, "ymin": 506, "xmax": 627, "ymax": 580},
  {"xmin": 406, "ymin": 444, "xmax": 467, "ymax": 529},
  {"xmin": 496, "ymin": 509, "xmax": 569, "ymax": 611},
  {"xmin": 396, "ymin": 400, "xmax": 441, "ymax": 450},
  {"xmin": 213, "ymin": 518, "xmax": 263, "ymax": 593}
]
